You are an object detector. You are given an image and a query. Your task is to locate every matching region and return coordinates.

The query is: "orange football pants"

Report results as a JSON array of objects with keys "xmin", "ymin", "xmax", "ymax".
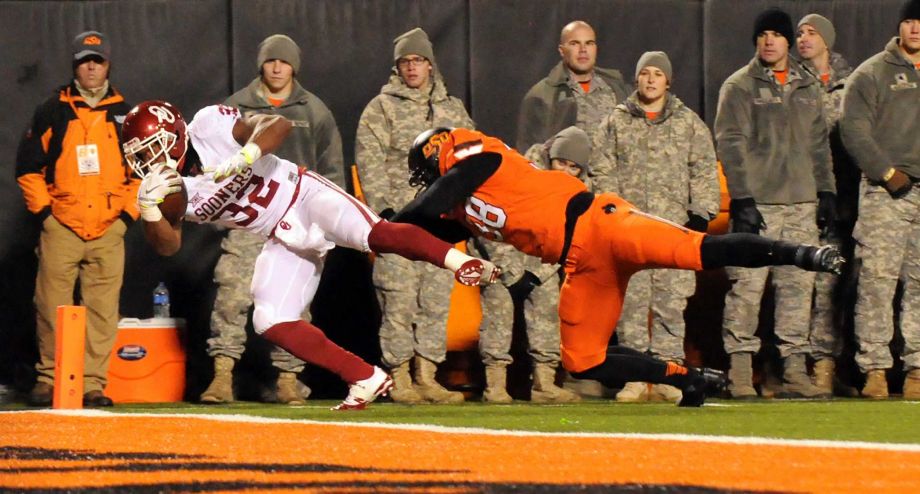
[{"xmin": 558, "ymin": 194, "xmax": 705, "ymax": 372}]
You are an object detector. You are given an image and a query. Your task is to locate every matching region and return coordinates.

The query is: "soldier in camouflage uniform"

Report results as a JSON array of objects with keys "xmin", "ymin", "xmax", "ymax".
[
  {"xmin": 840, "ymin": 1, "xmax": 920, "ymax": 399},
  {"xmin": 516, "ymin": 21, "xmax": 629, "ymax": 154},
  {"xmin": 477, "ymin": 127, "xmax": 589, "ymax": 404},
  {"xmin": 590, "ymin": 52, "xmax": 720, "ymax": 403},
  {"xmin": 355, "ymin": 28, "xmax": 474, "ymax": 403},
  {"xmin": 200, "ymin": 34, "xmax": 345, "ymax": 405},
  {"xmin": 715, "ymin": 9, "xmax": 836, "ymax": 399},
  {"xmin": 795, "ymin": 14, "xmax": 856, "ymax": 395}
]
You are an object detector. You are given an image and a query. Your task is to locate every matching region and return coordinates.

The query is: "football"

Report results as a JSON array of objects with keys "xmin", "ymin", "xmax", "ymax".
[{"xmin": 158, "ymin": 180, "xmax": 188, "ymax": 225}]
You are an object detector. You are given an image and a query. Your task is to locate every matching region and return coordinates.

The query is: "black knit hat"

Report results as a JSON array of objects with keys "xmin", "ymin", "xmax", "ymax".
[
  {"xmin": 752, "ymin": 8, "xmax": 795, "ymax": 47},
  {"xmin": 901, "ymin": 0, "xmax": 920, "ymax": 23}
]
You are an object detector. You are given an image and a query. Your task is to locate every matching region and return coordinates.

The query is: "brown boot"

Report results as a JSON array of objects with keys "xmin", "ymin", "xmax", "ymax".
[
  {"xmin": 28, "ymin": 382, "xmax": 53, "ymax": 407},
  {"xmin": 903, "ymin": 369, "xmax": 920, "ymax": 400},
  {"xmin": 813, "ymin": 358, "xmax": 835, "ymax": 395},
  {"xmin": 728, "ymin": 353, "xmax": 757, "ymax": 399},
  {"xmin": 275, "ymin": 371, "xmax": 307, "ymax": 405},
  {"xmin": 388, "ymin": 361, "xmax": 424, "ymax": 404},
  {"xmin": 483, "ymin": 365, "xmax": 513, "ymax": 403},
  {"xmin": 779, "ymin": 354, "xmax": 831, "ymax": 399},
  {"xmin": 615, "ymin": 382, "xmax": 649, "ymax": 402},
  {"xmin": 531, "ymin": 363, "xmax": 580, "ymax": 403},
  {"xmin": 862, "ymin": 369, "xmax": 889, "ymax": 399},
  {"xmin": 413, "ymin": 356, "xmax": 464, "ymax": 403},
  {"xmin": 649, "ymin": 384, "xmax": 683, "ymax": 403},
  {"xmin": 200, "ymin": 356, "xmax": 235, "ymax": 403}
]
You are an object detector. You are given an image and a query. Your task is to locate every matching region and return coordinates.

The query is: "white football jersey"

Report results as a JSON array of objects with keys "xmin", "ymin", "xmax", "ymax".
[{"xmin": 182, "ymin": 105, "xmax": 304, "ymax": 237}]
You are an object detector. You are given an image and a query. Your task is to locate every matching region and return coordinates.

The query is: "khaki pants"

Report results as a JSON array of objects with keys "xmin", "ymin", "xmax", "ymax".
[{"xmin": 34, "ymin": 216, "xmax": 126, "ymax": 392}]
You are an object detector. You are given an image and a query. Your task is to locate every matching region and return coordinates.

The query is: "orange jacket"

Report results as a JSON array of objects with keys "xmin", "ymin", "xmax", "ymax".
[{"xmin": 16, "ymin": 83, "xmax": 139, "ymax": 240}]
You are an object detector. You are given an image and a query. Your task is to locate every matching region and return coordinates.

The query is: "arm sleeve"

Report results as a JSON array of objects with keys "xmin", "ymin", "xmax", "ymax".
[
  {"xmin": 354, "ymin": 98, "xmax": 393, "ymax": 213},
  {"xmin": 312, "ymin": 103, "xmax": 346, "ymax": 189},
  {"xmin": 15, "ymin": 105, "xmax": 53, "ymax": 214},
  {"xmin": 688, "ymin": 116, "xmax": 721, "ymax": 219},
  {"xmin": 810, "ymin": 88, "xmax": 836, "ymax": 194},
  {"xmin": 516, "ymin": 91, "xmax": 549, "ymax": 152},
  {"xmin": 714, "ymin": 82, "xmax": 755, "ymax": 200},
  {"xmin": 839, "ymin": 69, "xmax": 890, "ymax": 181},
  {"xmin": 588, "ymin": 116, "xmax": 620, "ymax": 194}
]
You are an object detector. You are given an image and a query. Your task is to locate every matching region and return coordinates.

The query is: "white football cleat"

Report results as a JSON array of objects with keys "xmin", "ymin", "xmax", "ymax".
[{"xmin": 332, "ymin": 366, "xmax": 393, "ymax": 411}]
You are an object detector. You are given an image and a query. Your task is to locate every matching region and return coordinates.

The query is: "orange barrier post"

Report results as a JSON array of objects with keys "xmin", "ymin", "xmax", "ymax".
[{"xmin": 53, "ymin": 305, "xmax": 85, "ymax": 409}]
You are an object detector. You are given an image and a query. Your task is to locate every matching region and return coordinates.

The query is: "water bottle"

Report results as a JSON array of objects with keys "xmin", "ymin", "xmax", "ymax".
[{"xmin": 152, "ymin": 282, "xmax": 170, "ymax": 318}]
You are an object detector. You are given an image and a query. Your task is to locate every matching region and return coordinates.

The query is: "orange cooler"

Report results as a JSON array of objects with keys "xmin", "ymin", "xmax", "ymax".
[{"xmin": 105, "ymin": 317, "xmax": 186, "ymax": 403}]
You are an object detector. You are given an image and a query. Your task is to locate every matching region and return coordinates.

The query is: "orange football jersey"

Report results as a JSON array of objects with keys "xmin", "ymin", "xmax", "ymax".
[{"xmin": 438, "ymin": 129, "xmax": 587, "ymax": 263}]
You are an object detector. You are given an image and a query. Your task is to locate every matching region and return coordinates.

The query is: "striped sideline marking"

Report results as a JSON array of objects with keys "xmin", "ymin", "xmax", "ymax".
[{"xmin": 7, "ymin": 408, "xmax": 920, "ymax": 453}]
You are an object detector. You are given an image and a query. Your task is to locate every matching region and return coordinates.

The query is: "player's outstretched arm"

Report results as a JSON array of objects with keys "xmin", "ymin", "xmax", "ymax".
[
  {"xmin": 392, "ymin": 152, "xmax": 501, "ymax": 224},
  {"xmin": 138, "ymin": 166, "xmax": 184, "ymax": 256},
  {"xmin": 206, "ymin": 114, "xmax": 294, "ymax": 181}
]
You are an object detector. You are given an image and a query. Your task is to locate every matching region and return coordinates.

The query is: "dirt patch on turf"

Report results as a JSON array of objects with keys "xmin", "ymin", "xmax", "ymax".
[{"xmin": 1, "ymin": 411, "xmax": 918, "ymax": 493}]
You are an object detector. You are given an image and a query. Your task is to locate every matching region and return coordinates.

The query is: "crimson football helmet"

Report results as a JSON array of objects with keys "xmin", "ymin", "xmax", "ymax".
[
  {"xmin": 408, "ymin": 127, "xmax": 453, "ymax": 188},
  {"xmin": 121, "ymin": 100, "xmax": 189, "ymax": 178}
]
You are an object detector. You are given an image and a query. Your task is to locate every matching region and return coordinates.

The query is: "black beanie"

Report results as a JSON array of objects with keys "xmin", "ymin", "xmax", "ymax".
[
  {"xmin": 752, "ymin": 8, "xmax": 795, "ymax": 48},
  {"xmin": 901, "ymin": 0, "xmax": 920, "ymax": 23}
]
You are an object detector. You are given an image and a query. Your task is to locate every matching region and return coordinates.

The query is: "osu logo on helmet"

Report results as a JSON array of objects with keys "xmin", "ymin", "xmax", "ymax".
[{"xmin": 422, "ymin": 131, "xmax": 450, "ymax": 159}]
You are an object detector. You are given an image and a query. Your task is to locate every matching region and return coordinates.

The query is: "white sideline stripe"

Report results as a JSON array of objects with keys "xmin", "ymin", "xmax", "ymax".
[{"xmin": 7, "ymin": 408, "xmax": 920, "ymax": 453}]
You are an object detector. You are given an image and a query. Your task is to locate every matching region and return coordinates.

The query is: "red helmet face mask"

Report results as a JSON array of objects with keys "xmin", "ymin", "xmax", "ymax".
[{"xmin": 121, "ymin": 100, "xmax": 189, "ymax": 178}]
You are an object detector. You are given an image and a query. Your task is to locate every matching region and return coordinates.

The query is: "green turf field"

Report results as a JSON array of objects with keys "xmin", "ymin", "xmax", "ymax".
[{"xmin": 32, "ymin": 399, "xmax": 914, "ymax": 445}]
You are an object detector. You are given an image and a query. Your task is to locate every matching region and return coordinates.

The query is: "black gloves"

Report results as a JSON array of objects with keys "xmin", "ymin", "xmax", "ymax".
[
  {"xmin": 729, "ymin": 198, "xmax": 766, "ymax": 235},
  {"xmin": 883, "ymin": 169, "xmax": 913, "ymax": 199},
  {"xmin": 684, "ymin": 213, "xmax": 710, "ymax": 233},
  {"xmin": 507, "ymin": 270, "xmax": 542, "ymax": 300},
  {"xmin": 816, "ymin": 192, "xmax": 836, "ymax": 235}
]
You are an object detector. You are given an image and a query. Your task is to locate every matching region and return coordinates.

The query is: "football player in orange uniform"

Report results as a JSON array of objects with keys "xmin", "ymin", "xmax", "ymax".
[{"xmin": 393, "ymin": 127, "xmax": 845, "ymax": 406}]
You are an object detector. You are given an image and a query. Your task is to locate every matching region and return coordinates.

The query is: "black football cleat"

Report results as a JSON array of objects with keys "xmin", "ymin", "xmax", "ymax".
[
  {"xmin": 796, "ymin": 245, "xmax": 845, "ymax": 275},
  {"xmin": 678, "ymin": 368, "xmax": 729, "ymax": 407}
]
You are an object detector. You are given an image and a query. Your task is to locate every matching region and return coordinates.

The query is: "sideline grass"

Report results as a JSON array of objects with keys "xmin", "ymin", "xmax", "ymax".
[{"xmin": 61, "ymin": 398, "xmax": 920, "ymax": 444}]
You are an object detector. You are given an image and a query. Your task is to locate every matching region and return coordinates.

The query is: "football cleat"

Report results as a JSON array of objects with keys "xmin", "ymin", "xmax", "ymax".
[
  {"xmin": 796, "ymin": 245, "xmax": 845, "ymax": 275},
  {"xmin": 678, "ymin": 367, "xmax": 729, "ymax": 407},
  {"xmin": 455, "ymin": 259, "xmax": 502, "ymax": 286},
  {"xmin": 332, "ymin": 366, "xmax": 393, "ymax": 411}
]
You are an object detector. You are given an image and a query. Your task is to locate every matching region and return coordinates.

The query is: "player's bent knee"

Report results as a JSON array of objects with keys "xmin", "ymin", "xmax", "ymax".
[{"xmin": 252, "ymin": 308, "xmax": 298, "ymax": 336}]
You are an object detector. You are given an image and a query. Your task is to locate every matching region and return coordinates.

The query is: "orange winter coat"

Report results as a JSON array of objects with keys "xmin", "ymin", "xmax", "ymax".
[{"xmin": 16, "ymin": 83, "xmax": 139, "ymax": 240}]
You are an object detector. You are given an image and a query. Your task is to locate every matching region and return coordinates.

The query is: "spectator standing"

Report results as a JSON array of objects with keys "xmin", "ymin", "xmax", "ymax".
[
  {"xmin": 795, "ymin": 14, "xmax": 856, "ymax": 396},
  {"xmin": 355, "ymin": 27, "xmax": 474, "ymax": 403},
  {"xmin": 715, "ymin": 8, "xmax": 835, "ymax": 399},
  {"xmin": 16, "ymin": 31, "xmax": 138, "ymax": 407},
  {"xmin": 200, "ymin": 34, "xmax": 345, "ymax": 405},
  {"xmin": 590, "ymin": 52, "xmax": 720, "ymax": 403},
  {"xmin": 516, "ymin": 20, "xmax": 629, "ymax": 155},
  {"xmin": 839, "ymin": 0, "xmax": 920, "ymax": 399}
]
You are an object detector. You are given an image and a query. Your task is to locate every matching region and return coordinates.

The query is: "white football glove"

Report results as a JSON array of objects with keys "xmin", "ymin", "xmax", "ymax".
[
  {"xmin": 444, "ymin": 249, "xmax": 502, "ymax": 286},
  {"xmin": 204, "ymin": 142, "xmax": 262, "ymax": 182},
  {"xmin": 138, "ymin": 165, "xmax": 183, "ymax": 222}
]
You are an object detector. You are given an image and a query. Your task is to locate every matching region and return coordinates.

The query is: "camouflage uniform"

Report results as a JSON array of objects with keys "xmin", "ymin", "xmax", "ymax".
[
  {"xmin": 799, "ymin": 52, "xmax": 854, "ymax": 360},
  {"xmin": 355, "ymin": 69, "xmax": 474, "ymax": 368},
  {"xmin": 589, "ymin": 93, "xmax": 720, "ymax": 361},
  {"xmin": 716, "ymin": 57, "xmax": 834, "ymax": 361},
  {"xmin": 476, "ymin": 239, "xmax": 562, "ymax": 367},
  {"xmin": 209, "ymin": 78, "xmax": 346, "ymax": 373},
  {"xmin": 840, "ymin": 38, "xmax": 920, "ymax": 374}
]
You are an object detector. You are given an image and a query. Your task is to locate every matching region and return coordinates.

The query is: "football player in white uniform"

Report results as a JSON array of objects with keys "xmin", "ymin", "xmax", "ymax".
[{"xmin": 121, "ymin": 100, "xmax": 500, "ymax": 410}]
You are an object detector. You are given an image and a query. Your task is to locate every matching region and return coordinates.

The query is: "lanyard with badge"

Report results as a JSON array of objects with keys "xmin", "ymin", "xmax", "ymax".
[{"xmin": 67, "ymin": 87, "xmax": 103, "ymax": 176}]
